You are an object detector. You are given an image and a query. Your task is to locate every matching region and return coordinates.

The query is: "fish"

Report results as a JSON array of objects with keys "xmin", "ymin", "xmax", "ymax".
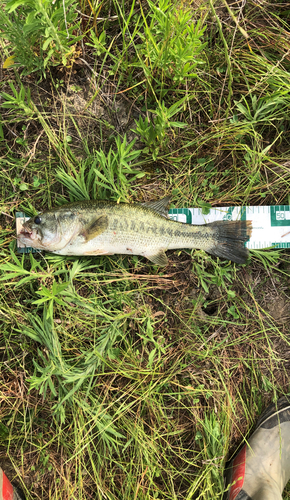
[{"xmin": 18, "ymin": 197, "xmax": 252, "ymax": 265}]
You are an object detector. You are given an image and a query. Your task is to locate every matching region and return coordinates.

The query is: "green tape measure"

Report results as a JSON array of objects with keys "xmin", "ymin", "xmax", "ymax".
[{"xmin": 168, "ymin": 205, "xmax": 290, "ymax": 249}]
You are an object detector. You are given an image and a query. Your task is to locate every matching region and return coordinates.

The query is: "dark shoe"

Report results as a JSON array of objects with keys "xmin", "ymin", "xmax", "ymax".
[
  {"xmin": 0, "ymin": 468, "xmax": 25, "ymax": 500},
  {"xmin": 223, "ymin": 397, "xmax": 290, "ymax": 500}
]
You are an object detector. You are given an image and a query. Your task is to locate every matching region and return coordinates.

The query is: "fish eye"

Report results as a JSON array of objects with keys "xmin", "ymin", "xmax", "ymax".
[{"xmin": 34, "ymin": 216, "xmax": 42, "ymax": 224}]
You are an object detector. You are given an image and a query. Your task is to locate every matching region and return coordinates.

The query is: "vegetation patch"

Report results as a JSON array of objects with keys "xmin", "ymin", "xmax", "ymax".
[{"xmin": 1, "ymin": 0, "xmax": 290, "ymax": 498}]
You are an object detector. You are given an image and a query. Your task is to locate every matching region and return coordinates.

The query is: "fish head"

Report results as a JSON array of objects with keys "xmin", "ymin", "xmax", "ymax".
[{"xmin": 18, "ymin": 211, "xmax": 72, "ymax": 251}]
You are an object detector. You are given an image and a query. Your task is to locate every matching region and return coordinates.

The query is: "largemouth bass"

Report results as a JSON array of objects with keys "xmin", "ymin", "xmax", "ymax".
[{"xmin": 18, "ymin": 197, "xmax": 252, "ymax": 265}]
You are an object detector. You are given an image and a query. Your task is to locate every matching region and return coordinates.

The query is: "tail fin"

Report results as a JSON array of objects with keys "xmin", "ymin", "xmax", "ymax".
[{"xmin": 208, "ymin": 220, "xmax": 252, "ymax": 264}]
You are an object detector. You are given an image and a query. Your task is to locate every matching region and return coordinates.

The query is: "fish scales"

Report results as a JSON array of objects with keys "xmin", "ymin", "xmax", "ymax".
[
  {"xmin": 51, "ymin": 203, "xmax": 219, "ymax": 257},
  {"xmin": 18, "ymin": 198, "xmax": 252, "ymax": 265}
]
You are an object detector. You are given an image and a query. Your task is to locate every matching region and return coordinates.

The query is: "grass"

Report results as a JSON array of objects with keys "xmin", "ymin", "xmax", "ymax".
[{"xmin": 1, "ymin": 0, "xmax": 290, "ymax": 498}]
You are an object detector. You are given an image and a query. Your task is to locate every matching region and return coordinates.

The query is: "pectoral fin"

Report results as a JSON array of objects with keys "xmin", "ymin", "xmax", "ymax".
[
  {"xmin": 147, "ymin": 250, "xmax": 168, "ymax": 266},
  {"xmin": 81, "ymin": 215, "xmax": 108, "ymax": 242}
]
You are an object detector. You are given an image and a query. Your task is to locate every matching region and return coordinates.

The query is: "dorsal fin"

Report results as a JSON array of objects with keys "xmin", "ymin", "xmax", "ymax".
[{"xmin": 141, "ymin": 196, "xmax": 171, "ymax": 218}]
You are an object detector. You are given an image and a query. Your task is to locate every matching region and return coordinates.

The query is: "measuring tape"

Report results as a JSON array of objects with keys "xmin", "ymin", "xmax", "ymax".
[
  {"xmin": 16, "ymin": 206, "xmax": 290, "ymax": 253},
  {"xmin": 169, "ymin": 205, "xmax": 290, "ymax": 250}
]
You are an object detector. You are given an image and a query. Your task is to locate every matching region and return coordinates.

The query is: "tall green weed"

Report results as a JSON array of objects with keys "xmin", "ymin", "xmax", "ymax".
[{"xmin": 1, "ymin": 0, "xmax": 80, "ymax": 77}]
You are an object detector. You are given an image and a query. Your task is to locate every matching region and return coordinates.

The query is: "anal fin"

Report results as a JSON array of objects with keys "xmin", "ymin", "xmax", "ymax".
[{"xmin": 147, "ymin": 250, "xmax": 168, "ymax": 266}]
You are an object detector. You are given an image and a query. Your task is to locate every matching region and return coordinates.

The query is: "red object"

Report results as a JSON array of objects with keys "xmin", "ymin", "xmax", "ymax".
[
  {"xmin": 1, "ymin": 470, "xmax": 14, "ymax": 500},
  {"xmin": 229, "ymin": 445, "xmax": 246, "ymax": 500}
]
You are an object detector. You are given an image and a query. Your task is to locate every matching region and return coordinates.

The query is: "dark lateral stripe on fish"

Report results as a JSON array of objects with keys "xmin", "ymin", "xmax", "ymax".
[
  {"xmin": 110, "ymin": 217, "xmax": 209, "ymax": 238},
  {"xmin": 110, "ymin": 217, "xmax": 250, "ymax": 244}
]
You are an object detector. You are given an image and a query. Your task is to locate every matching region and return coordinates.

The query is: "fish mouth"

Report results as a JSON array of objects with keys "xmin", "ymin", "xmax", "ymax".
[
  {"xmin": 19, "ymin": 225, "xmax": 39, "ymax": 242},
  {"xmin": 20, "ymin": 228, "xmax": 33, "ymax": 239}
]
